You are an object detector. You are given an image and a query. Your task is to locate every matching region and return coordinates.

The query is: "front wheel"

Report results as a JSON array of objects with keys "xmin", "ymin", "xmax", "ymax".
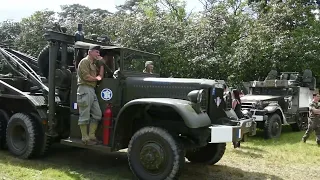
[
  {"xmin": 127, "ymin": 127, "xmax": 185, "ymax": 180},
  {"xmin": 185, "ymin": 143, "xmax": 226, "ymax": 165},
  {"xmin": 264, "ymin": 113, "xmax": 282, "ymax": 139}
]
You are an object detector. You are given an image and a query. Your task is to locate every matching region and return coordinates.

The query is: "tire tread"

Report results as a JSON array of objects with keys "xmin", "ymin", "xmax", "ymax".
[{"xmin": 128, "ymin": 126, "xmax": 184, "ymax": 180}]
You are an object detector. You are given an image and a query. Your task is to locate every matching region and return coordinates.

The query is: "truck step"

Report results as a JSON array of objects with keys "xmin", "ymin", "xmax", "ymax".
[{"xmin": 60, "ymin": 138, "xmax": 111, "ymax": 152}]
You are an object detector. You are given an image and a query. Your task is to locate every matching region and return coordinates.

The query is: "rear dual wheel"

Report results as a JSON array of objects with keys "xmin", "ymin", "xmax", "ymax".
[
  {"xmin": 0, "ymin": 109, "xmax": 9, "ymax": 150},
  {"xmin": 6, "ymin": 113, "xmax": 51, "ymax": 159}
]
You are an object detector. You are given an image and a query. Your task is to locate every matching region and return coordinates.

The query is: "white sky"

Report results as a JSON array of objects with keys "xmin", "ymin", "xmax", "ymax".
[{"xmin": 0, "ymin": 0, "xmax": 204, "ymax": 22}]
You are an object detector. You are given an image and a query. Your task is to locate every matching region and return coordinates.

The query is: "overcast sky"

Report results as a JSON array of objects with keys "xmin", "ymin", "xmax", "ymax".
[{"xmin": 0, "ymin": 0, "xmax": 203, "ymax": 22}]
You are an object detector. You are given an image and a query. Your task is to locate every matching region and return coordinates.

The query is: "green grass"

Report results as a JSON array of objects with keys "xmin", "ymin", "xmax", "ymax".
[
  {"xmin": 0, "ymin": 126, "xmax": 319, "ymax": 180},
  {"xmin": 182, "ymin": 126, "xmax": 320, "ymax": 180}
]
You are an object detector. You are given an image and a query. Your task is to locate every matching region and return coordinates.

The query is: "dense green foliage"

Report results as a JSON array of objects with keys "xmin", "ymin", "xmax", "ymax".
[{"xmin": 1, "ymin": 0, "xmax": 320, "ymax": 86}]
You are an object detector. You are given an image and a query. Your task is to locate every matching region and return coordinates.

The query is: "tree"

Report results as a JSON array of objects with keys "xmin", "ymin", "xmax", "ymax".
[
  {"xmin": 1, "ymin": 0, "xmax": 320, "ymax": 86},
  {"xmin": 14, "ymin": 10, "xmax": 56, "ymax": 56},
  {"xmin": 0, "ymin": 20, "xmax": 21, "ymax": 47}
]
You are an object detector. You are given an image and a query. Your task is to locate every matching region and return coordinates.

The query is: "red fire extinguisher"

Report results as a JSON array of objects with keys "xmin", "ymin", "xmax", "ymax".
[{"xmin": 103, "ymin": 104, "xmax": 112, "ymax": 145}]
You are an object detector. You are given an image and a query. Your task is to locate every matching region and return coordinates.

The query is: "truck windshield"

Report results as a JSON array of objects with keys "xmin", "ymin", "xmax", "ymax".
[
  {"xmin": 122, "ymin": 48, "xmax": 160, "ymax": 75},
  {"xmin": 250, "ymin": 87, "xmax": 289, "ymax": 96}
]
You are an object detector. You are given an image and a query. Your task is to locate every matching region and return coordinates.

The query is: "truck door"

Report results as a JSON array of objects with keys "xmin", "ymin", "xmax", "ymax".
[{"xmin": 96, "ymin": 78, "xmax": 122, "ymax": 115}]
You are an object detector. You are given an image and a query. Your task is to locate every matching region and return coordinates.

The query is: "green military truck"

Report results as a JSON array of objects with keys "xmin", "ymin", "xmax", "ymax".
[{"xmin": 0, "ymin": 24, "xmax": 256, "ymax": 180}]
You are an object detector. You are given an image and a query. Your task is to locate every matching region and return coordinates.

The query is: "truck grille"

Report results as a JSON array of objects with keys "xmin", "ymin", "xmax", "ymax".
[
  {"xmin": 200, "ymin": 89, "xmax": 208, "ymax": 111},
  {"xmin": 241, "ymin": 102, "xmax": 254, "ymax": 109}
]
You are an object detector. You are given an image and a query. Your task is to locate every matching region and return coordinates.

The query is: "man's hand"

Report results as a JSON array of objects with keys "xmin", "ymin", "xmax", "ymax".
[
  {"xmin": 96, "ymin": 75, "xmax": 102, "ymax": 81},
  {"xmin": 311, "ymin": 108, "xmax": 320, "ymax": 115},
  {"xmin": 96, "ymin": 56, "xmax": 103, "ymax": 60}
]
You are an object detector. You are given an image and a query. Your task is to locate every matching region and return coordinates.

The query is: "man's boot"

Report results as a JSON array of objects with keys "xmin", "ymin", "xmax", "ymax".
[
  {"xmin": 79, "ymin": 124, "xmax": 96, "ymax": 145},
  {"xmin": 302, "ymin": 133, "xmax": 308, "ymax": 143},
  {"xmin": 89, "ymin": 122, "xmax": 98, "ymax": 142}
]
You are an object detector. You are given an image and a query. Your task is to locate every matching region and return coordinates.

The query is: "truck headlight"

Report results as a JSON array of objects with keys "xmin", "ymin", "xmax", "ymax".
[{"xmin": 187, "ymin": 89, "xmax": 204, "ymax": 104}]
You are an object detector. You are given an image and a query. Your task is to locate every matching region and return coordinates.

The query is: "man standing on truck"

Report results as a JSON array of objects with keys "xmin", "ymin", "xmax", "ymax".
[
  {"xmin": 77, "ymin": 45, "xmax": 103, "ymax": 145},
  {"xmin": 302, "ymin": 93, "xmax": 320, "ymax": 146}
]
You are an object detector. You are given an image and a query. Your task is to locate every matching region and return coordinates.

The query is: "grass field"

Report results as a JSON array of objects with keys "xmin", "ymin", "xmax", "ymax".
[{"xmin": 0, "ymin": 126, "xmax": 319, "ymax": 180}]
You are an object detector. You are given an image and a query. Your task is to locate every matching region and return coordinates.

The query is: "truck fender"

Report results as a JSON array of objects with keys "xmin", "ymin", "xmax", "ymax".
[
  {"xmin": 114, "ymin": 98, "xmax": 211, "ymax": 129},
  {"xmin": 264, "ymin": 103, "xmax": 288, "ymax": 124}
]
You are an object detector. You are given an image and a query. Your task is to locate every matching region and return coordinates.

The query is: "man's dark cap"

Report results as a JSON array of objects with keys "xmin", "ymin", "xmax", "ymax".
[{"xmin": 89, "ymin": 45, "xmax": 101, "ymax": 51}]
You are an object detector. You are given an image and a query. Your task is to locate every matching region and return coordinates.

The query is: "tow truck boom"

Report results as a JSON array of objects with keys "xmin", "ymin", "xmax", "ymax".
[{"xmin": 0, "ymin": 47, "xmax": 49, "ymax": 93}]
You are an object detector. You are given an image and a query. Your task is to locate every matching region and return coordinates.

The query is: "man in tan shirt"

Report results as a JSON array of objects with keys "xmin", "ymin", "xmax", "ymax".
[{"xmin": 77, "ymin": 45, "xmax": 102, "ymax": 145}]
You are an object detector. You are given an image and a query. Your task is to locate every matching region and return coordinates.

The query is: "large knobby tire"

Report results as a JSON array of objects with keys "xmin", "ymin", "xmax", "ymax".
[
  {"xmin": 0, "ymin": 109, "xmax": 9, "ymax": 150},
  {"xmin": 128, "ymin": 127, "xmax": 185, "ymax": 180},
  {"xmin": 29, "ymin": 112, "xmax": 53, "ymax": 157},
  {"xmin": 264, "ymin": 113, "xmax": 282, "ymax": 139},
  {"xmin": 37, "ymin": 45, "xmax": 50, "ymax": 78},
  {"xmin": 37, "ymin": 45, "xmax": 74, "ymax": 78},
  {"xmin": 185, "ymin": 143, "xmax": 226, "ymax": 165},
  {"xmin": 6, "ymin": 113, "xmax": 43, "ymax": 159}
]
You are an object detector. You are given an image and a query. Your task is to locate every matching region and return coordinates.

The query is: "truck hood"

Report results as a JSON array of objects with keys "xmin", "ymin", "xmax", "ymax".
[
  {"xmin": 241, "ymin": 95, "xmax": 282, "ymax": 102},
  {"xmin": 124, "ymin": 77, "xmax": 224, "ymax": 104},
  {"xmin": 127, "ymin": 77, "xmax": 223, "ymax": 89}
]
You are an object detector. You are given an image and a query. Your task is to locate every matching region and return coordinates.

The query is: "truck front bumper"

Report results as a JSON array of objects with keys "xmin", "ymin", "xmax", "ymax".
[{"xmin": 208, "ymin": 118, "xmax": 257, "ymax": 143}]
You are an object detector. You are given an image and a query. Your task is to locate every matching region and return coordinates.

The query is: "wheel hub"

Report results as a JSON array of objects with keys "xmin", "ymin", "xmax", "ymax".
[
  {"xmin": 140, "ymin": 142, "xmax": 164, "ymax": 171},
  {"xmin": 12, "ymin": 125, "xmax": 27, "ymax": 150},
  {"xmin": 272, "ymin": 122, "xmax": 280, "ymax": 136}
]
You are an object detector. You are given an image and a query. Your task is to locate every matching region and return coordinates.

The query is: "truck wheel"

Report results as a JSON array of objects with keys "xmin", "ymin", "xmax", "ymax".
[
  {"xmin": 264, "ymin": 114, "xmax": 282, "ymax": 139},
  {"xmin": 0, "ymin": 109, "xmax": 9, "ymax": 150},
  {"xmin": 291, "ymin": 113, "xmax": 308, "ymax": 131},
  {"xmin": 185, "ymin": 143, "xmax": 226, "ymax": 165},
  {"xmin": 6, "ymin": 113, "xmax": 42, "ymax": 159},
  {"xmin": 29, "ymin": 112, "xmax": 53, "ymax": 157},
  {"xmin": 128, "ymin": 127, "xmax": 185, "ymax": 180}
]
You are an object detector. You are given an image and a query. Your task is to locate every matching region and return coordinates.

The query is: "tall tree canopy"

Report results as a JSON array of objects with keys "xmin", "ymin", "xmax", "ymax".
[{"xmin": 1, "ymin": 0, "xmax": 320, "ymax": 86}]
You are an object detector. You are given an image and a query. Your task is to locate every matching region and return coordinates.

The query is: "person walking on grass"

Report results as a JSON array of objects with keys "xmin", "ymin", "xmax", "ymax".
[
  {"xmin": 302, "ymin": 93, "xmax": 320, "ymax": 146},
  {"xmin": 232, "ymin": 89, "xmax": 244, "ymax": 148}
]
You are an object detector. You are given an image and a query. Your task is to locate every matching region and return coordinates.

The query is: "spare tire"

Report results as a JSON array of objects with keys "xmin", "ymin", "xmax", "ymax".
[{"xmin": 37, "ymin": 45, "xmax": 74, "ymax": 78}]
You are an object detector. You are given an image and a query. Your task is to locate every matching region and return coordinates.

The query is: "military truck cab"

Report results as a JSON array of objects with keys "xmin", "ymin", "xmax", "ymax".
[
  {"xmin": 0, "ymin": 24, "xmax": 256, "ymax": 180},
  {"xmin": 241, "ymin": 70, "xmax": 315, "ymax": 139}
]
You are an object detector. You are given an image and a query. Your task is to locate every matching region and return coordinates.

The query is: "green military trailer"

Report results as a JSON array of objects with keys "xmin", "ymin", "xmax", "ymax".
[{"xmin": 0, "ymin": 25, "xmax": 256, "ymax": 180}]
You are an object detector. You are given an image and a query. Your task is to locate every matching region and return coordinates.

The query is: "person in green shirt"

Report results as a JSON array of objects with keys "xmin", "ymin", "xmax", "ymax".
[
  {"xmin": 302, "ymin": 93, "xmax": 320, "ymax": 146},
  {"xmin": 77, "ymin": 45, "xmax": 103, "ymax": 145}
]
